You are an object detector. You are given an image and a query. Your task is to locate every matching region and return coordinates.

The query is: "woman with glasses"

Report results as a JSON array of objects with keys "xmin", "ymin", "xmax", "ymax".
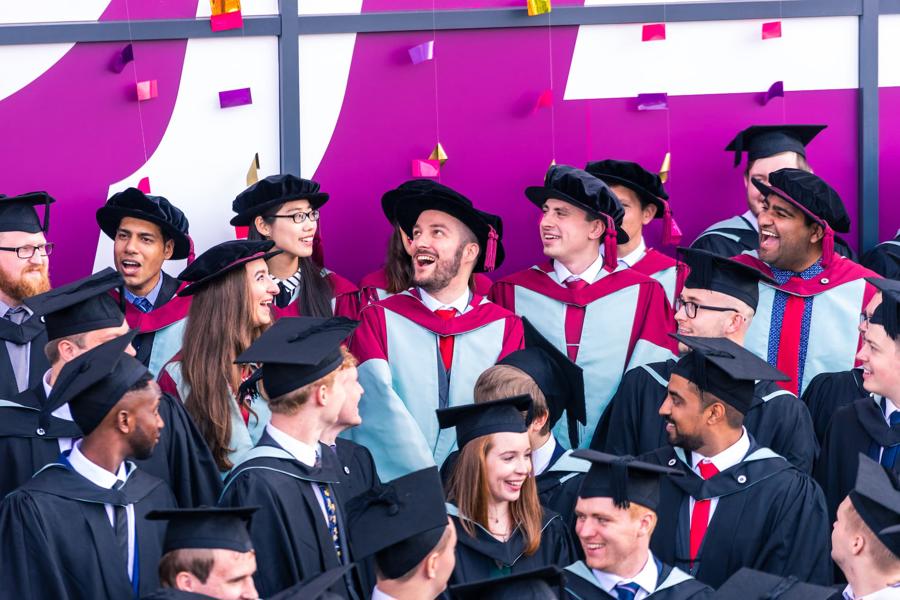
[{"xmin": 230, "ymin": 175, "xmax": 359, "ymax": 319}]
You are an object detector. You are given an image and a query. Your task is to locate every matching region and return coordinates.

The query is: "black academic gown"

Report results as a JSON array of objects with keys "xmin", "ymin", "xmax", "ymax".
[
  {"xmin": 642, "ymin": 438, "xmax": 831, "ymax": 588},
  {"xmin": 0, "ymin": 312, "xmax": 47, "ymax": 398},
  {"xmin": 802, "ymin": 369, "xmax": 868, "ymax": 445},
  {"xmin": 133, "ymin": 272, "xmax": 181, "ymax": 368},
  {"xmin": 563, "ymin": 558, "xmax": 713, "ymax": 600},
  {"xmin": 447, "ymin": 503, "xmax": 577, "ymax": 585},
  {"xmin": 860, "ymin": 236, "xmax": 900, "ymax": 278},
  {"xmin": 0, "ymin": 460, "xmax": 175, "ymax": 599},
  {"xmin": 593, "ymin": 360, "xmax": 819, "ymax": 473},
  {"xmin": 218, "ymin": 431, "xmax": 363, "ymax": 600}
]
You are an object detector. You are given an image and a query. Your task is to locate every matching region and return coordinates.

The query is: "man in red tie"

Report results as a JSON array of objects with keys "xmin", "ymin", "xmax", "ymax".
[
  {"xmin": 731, "ymin": 168, "xmax": 879, "ymax": 396},
  {"xmin": 491, "ymin": 165, "xmax": 676, "ymax": 449},
  {"xmin": 349, "ymin": 180, "xmax": 524, "ymax": 481},
  {"xmin": 643, "ymin": 334, "xmax": 830, "ymax": 587}
]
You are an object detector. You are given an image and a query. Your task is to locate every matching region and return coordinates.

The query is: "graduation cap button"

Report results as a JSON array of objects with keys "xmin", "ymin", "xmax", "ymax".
[
  {"xmin": 738, "ymin": 475, "xmax": 747, "ymax": 484},
  {"xmin": 821, "ymin": 278, "xmax": 830, "ymax": 285},
  {"xmin": 668, "ymin": 458, "xmax": 677, "ymax": 466},
  {"xmin": 36, "ymin": 428, "xmax": 45, "ymax": 436}
]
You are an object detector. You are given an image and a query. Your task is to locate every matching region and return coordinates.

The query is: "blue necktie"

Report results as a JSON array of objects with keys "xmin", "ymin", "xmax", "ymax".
[
  {"xmin": 880, "ymin": 411, "xmax": 900, "ymax": 468},
  {"xmin": 614, "ymin": 581, "xmax": 642, "ymax": 600},
  {"xmin": 317, "ymin": 482, "xmax": 342, "ymax": 561},
  {"xmin": 132, "ymin": 297, "xmax": 153, "ymax": 313}
]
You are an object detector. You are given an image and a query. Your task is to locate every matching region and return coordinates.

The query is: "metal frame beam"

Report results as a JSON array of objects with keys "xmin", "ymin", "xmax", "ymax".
[
  {"xmin": 859, "ymin": 0, "xmax": 880, "ymax": 251},
  {"xmin": 278, "ymin": 0, "xmax": 301, "ymax": 176}
]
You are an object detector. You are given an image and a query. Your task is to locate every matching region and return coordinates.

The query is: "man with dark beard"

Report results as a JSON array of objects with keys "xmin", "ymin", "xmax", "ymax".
[
  {"xmin": 0, "ymin": 331, "xmax": 175, "ymax": 598},
  {"xmin": 0, "ymin": 192, "xmax": 53, "ymax": 398},
  {"xmin": 350, "ymin": 180, "xmax": 524, "ymax": 480}
]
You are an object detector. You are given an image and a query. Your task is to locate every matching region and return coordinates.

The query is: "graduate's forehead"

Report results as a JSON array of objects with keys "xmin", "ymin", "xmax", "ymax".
[
  {"xmin": 575, "ymin": 495, "xmax": 627, "ymax": 518},
  {"xmin": 414, "ymin": 210, "xmax": 466, "ymax": 233},
  {"xmin": 667, "ymin": 373, "xmax": 700, "ymax": 401},
  {"xmin": 116, "ymin": 216, "xmax": 164, "ymax": 238}
]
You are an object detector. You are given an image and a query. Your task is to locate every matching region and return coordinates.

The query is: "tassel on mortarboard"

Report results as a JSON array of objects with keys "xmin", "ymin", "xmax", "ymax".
[
  {"xmin": 820, "ymin": 224, "xmax": 835, "ymax": 269},
  {"xmin": 661, "ymin": 202, "xmax": 683, "ymax": 246},
  {"xmin": 484, "ymin": 226, "xmax": 499, "ymax": 272},
  {"xmin": 610, "ymin": 456, "xmax": 633, "ymax": 509},
  {"xmin": 603, "ymin": 215, "xmax": 618, "ymax": 272},
  {"xmin": 186, "ymin": 235, "xmax": 196, "ymax": 265}
]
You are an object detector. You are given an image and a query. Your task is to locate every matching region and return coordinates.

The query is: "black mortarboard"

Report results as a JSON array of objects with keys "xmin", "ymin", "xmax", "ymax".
[
  {"xmin": 713, "ymin": 567, "xmax": 839, "ymax": 600},
  {"xmin": 97, "ymin": 188, "xmax": 192, "ymax": 260},
  {"xmin": 24, "ymin": 268, "xmax": 125, "ymax": 341},
  {"xmin": 671, "ymin": 335, "xmax": 790, "ymax": 414},
  {"xmin": 498, "ymin": 318, "xmax": 585, "ymax": 448},
  {"xmin": 849, "ymin": 454, "xmax": 900, "ymax": 558},
  {"xmin": 677, "ymin": 247, "xmax": 776, "ymax": 311},
  {"xmin": 525, "ymin": 165, "xmax": 628, "ymax": 272},
  {"xmin": 392, "ymin": 179, "xmax": 504, "ymax": 272},
  {"xmin": 0, "ymin": 191, "xmax": 54, "ymax": 233},
  {"xmin": 234, "ymin": 316, "xmax": 358, "ymax": 398},
  {"xmin": 572, "ymin": 449, "xmax": 681, "ymax": 511},
  {"xmin": 867, "ymin": 277, "xmax": 900, "ymax": 340},
  {"xmin": 437, "ymin": 395, "xmax": 532, "ymax": 450},
  {"xmin": 270, "ymin": 565, "xmax": 354, "ymax": 600},
  {"xmin": 449, "ymin": 566, "xmax": 566, "ymax": 600},
  {"xmin": 48, "ymin": 330, "xmax": 149, "ymax": 436},
  {"xmin": 146, "ymin": 506, "xmax": 258, "ymax": 554},
  {"xmin": 230, "ymin": 174, "xmax": 329, "ymax": 227},
  {"xmin": 177, "ymin": 240, "xmax": 281, "ymax": 297},
  {"xmin": 725, "ymin": 124, "xmax": 826, "ymax": 167},
  {"xmin": 345, "ymin": 467, "xmax": 449, "ymax": 579}
]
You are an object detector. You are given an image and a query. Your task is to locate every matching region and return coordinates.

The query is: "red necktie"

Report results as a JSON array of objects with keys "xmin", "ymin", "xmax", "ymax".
[
  {"xmin": 564, "ymin": 279, "xmax": 588, "ymax": 362},
  {"xmin": 776, "ymin": 292, "xmax": 805, "ymax": 395},
  {"xmin": 689, "ymin": 460, "xmax": 719, "ymax": 565},
  {"xmin": 434, "ymin": 309, "xmax": 457, "ymax": 373}
]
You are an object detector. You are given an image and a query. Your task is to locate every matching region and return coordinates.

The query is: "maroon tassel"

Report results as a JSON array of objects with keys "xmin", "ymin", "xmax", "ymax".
[
  {"xmin": 821, "ymin": 225, "xmax": 834, "ymax": 268},
  {"xmin": 603, "ymin": 216, "xmax": 618, "ymax": 272},
  {"xmin": 662, "ymin": 203, "xmax": 683, "ymax": 246},
  {"xmin": 186, "ymin": 235, "xmax": 196, "ymax": 265},
  {"xmin": 312, "ymin": 229, "xmax": 326, "ymax": 267},
  {"xmin": 484, "ymin": 226, "xmax": 499, "ymax": 272}
]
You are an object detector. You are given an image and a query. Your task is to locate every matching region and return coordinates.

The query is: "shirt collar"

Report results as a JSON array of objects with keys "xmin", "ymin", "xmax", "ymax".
[
  {"xmin": 265, "ymin": 423, "xmax": 318, "ymax": 467},
  {"xmin": 880, "ymin": 396, "xmax": 900, "ymax": 422},
  {"xmin": 0, "ymin": 297, "xmax": 32, "ymax": 317},
  {"xmin": 617, "ymin": 238, "xmax": 648, "ymax": 268},
  {"xmin": 692, "ymin": 428, "xmax": 751, "ymax": 473},
  {"xmin": 843, "ymin": 584, "xmax": 900, "ymax": 600},
  {"xmin": 68, "ymin": 440, "xmax": 127, "ymax": 488},
  {"xmin": 124, "ymin": 272, "xmax": 165, "ymax": 306},
  {"xmin": 770, "ymin": 258, "xmax": 824, "ymax": 285},
  {"xmin": 532, "ymin": 436, "xmax": 556, "ymax": 476},
  {"xmin": 553, "ymin": 250, "xmax": 607, "ymax": 284},
  {"xmin": 418, "ymin": 287, "xmax": 471, "ymax": 314},
  {"xmin": 371, "ymin": 587, "xmax": 398, "ymax": 600},
  {"xmin": 742, "ymin": 210, "xmax": 760, "ymax": 232},
  {"xmin": 591, "ymin": 551, "xmax": 658, "ymax": 594}
]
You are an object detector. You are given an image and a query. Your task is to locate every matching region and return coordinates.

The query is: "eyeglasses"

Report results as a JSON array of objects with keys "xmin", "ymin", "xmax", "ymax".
[
  {"xmin": 674, "ymin": 297, "xmax": 738, "ymax": 319},
  {"xmin": 860, "ymin": 311, "xmax": 872, "ymax": 327},
  {"xmin": 268, "ymin": 210, "xmax": 320, "ymax": 224},
  {"xmin": 0, "ymin": 243, "xmax": 55, "ymax": 259}
]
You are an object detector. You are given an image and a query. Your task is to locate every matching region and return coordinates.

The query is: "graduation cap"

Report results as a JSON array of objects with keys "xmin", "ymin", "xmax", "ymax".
[
  {"xmin": 867, "ymin": 277, "xmax": 900, "ymax": 340},
  {"xmin": 448, "ymin": 566, "xmax": 566, "ymax": 600},
  {"xmin": 671, "ymin": 334, "xmax": 790, "ymax": 414},
  {"xmin": 234, "ymin": 316, "xmax": 358, "ymax": 399},
  {"xmin": 677, "ymin": 247, "xmax": 776, "ymax": 311},
  {"xmin": 571, "ymin": 449, "xmax": 681, "ymax": 511},
  {"xmin": 525, "ymin": 165, "xmax": 628, "ymax": 272},
  {"xmin": 713, "ymin": 567, "xmax": 839, "ymax": 600},
  {"xmin": 177, "ymin": 239, "xmax": 281, "ymax": 297},
  {"xmin": 392, "ymin": 180, "xmax": 504, "ymax": 272},
  {"xmin": 725, "ymin": 124, "xmax": 826, "ymax": 167},
  {"xmin": 345, "ymin": 467, "xmax": 449, "ymax": 579},
  {"xmin": 498, "ymin": 318, "xmax": 585, "ymax": 448},
  {"xmin": 751, "ymin": 168, "xmax": 850, "ymax": 268},
  {"xmin": 271, "ymin": 564, "xmax": 355, "ymax": 600},
  {"xmin": 146, "ymin": 506, "xmax": 258, "ymax": 554},
  {"xmin": 849, "ymin": 454, "xmax": 900, "ymax": 559},
  {"xmin": 0, "ymin": 191, "xmax": 54, "ymax": 233},
  {"xmin": 48, "ymin": 330, "xmax": 149, "ymax": 436},
  {"xmin": 97, "ymin": 188, "xmax": 192, "ymax": 260},
  {"xmin": 436, "ymin": 395, "xmax": 532, "ymax": 450},
  {"xmin": 230, "ymin": 174, "xmax": 329, "ymax": 227},
  {"xmin": 24, "ymin": 268, "xmax": 125, "ymax": 341}
]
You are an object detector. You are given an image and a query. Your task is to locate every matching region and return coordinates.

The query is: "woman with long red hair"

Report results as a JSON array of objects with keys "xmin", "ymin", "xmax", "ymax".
[{"xmin": 437, "ymin": 395, "xmax": 576, "ymax": 584}]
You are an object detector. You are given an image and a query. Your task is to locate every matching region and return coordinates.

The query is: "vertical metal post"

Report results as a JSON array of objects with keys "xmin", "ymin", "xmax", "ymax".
[
  {"xmin": 278, "ymin": 0, "xmax": 301, "ymax": 176},
  {"xmin": 858, "ymin": 0, "xmax": 879, "ymax": 252}
]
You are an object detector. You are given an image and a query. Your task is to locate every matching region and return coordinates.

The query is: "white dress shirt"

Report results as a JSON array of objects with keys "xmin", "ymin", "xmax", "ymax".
[
  {"xmin": 874, "ymin": 396, "xmax": 900, "ymax": 463},
  {"xmin": 418, "ymin": 287, "xmax": 472, "ymax": 315},
  {"xmin": 688, "ymin": 428, "xmax": 751, "ymax": 524},
  {"xmin": 742, "ymin": 209, "xmax": 760, "ymax": 232},
  {"xmin": 617, "ymin": 237, "xmax": 648, "ymax": 269},
  {"xmin": 842, "ymin": 583, "xmax": 900, "ymax": 600},
  {"xmin": 265, "ymin": 424, "xmax": 329, "ymax": 522},
  {"xmin": 371, "ymin": 587, "xmax": 398, "ymax": 600},
  {"xmin": 531, "ymin": 435, "xmax": 556, "ymax": 476},
  {"xmin": 68, "ymin": 441, "xmax": 136, "ymax": 580},
  {"xmin": 44, "ymin": 371, "xmax": 76, "ymax": 453},
  {"xmin": 553, "ymin": 251, "xmax": 607, "ymax": 285},
  {"xmin": 591, "ymin": 551, "xmax": 659, "ymax": 600}
]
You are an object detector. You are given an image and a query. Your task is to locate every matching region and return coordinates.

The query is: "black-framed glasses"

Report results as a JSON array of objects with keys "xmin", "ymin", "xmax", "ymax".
[
  {"xmin": 0, "ymin": 243, "xmax": 54, "ymax": 259},
  {"xmin": 860, "ymin": 311, "xmax": 872, "ymax": 327},
  {"xmin": 268, "ymin": 210, "xmax": 320, "ymax": 224},
  {"xmin": 674, "ymin": 297, "xmax": 738, "ymax": 319}
]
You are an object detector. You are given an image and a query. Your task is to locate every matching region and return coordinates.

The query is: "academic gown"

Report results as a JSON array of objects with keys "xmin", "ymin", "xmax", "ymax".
[
  {"xmin": 815, "ymin": 396, "xmax": 900, "ymax": 524},
  {"xmin": 349, "ymin": 290, "xmax": 524, "ymax": 480},
  {"xmin": 115, "ymin": 273, "xmax": 191, "ymax": 378},
  {"xmin": 593, "ymin": 360, "xmax": 819, "ymax": 473},
  {"xmin": 732, "ymin": 253, "xmax": 879, "ymax": 396},
  {"xmin": 641, "ymin": 439, "xmax": 831, "ymax": 587},
  {"xmin": 490, "ymin": 262, "xmax": 677, "ymax": 448},
  {"xmin": 0, "ymin": 310, "xmax": 48, "ymax": 398},
  {"xmin": 273, "ymin": 268, "xmax": 360, "ymax": 320},
  {"xmin": 860, "ymin": 233, "xmax": 900, "ymax": 278},
  {"xmin": 0, "ymin": 459, "xmax": 175, "ymax": 599},
  {"xmin": 801, "ymin": 368, "xmax": 868, "ymax": 445},
  {"xmin": 446, "ymin": 502, "xmax": 577, "ymax": 585},
  {"xmin": 218, "ymin": 431, "xmax": 363, "ymax": 600},
  {"xmin": 563, "ymin": 558, "xmax": 713, "ymax": 600},
  {"xmin": 358, "ymin": 268, "xmax": 494, "ymax": 308},
  {"xmin": 631, "ymin": 248, "xmax": 678, "ymax": 305},
  {"xmin": 141, "ymin": 590, "xmax": 217, "ymax": 600}
]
